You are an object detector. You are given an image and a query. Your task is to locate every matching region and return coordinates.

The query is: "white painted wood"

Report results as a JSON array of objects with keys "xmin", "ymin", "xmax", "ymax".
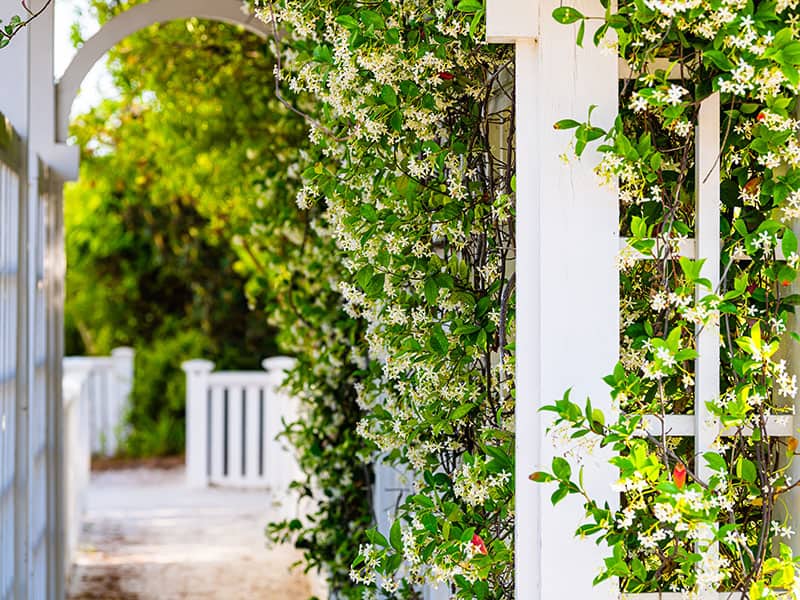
[
  {"xmin": 61, "ymin": 359, "xmax": 92, "ymax": 594},
  {"xmin": 63, "ymin": 351, "xmax": 134, "ymax": 457},
  {"xmin": 262, "ymin": 357, "xmax": 299, "ymax": 494},
  {"xmin": 497, "ymin": 0, "xmax": 620, "ymax": 596},
  {"xmin": 694, "ymin": 93, "xmax": 721, "ymax": 489},
  {"xmin": 227, "ymin": 384, "xmax": 244, "ymax": 486},
  {"xmin": 209, "ymin": 384, "xmax": 225, "ymax": 485},
  {"xmin": 182, "ymin": 359, "xmax": 214, "ymax": 487},
  {"xmin": 643, "ymin": 414, "xmax": 793, "ymax": 437},
  {"xmin": 512, "ymin": 38, "xmax": 540, "ymax": 600},
  {"xmin": 206, "ymin": 371, "xmax": 275, "ymax": 386},
  {"xmin": 486, "ymin": 0, "xmax": 537, "ymax": 43},
  {"xmin": 244, "ymin": 384, "xmax": 261, "ymax": 482},
  {"xmin": 110, "ymin": 347, "xmax": 134, "ymax": 455},
  {"xmin": 620, "ymin": 237, "xmax": 696, "ymax": 259},
  {"xmin": 619, "ymin": 237, "xmax": 785, "ymax": 260},
  {"xmin": 623, "ymin": 594, "xmax": 730, "ymax": 599},
  {"xmin": 0, "ymin": 145, "xmax": 20, "ymax": 600}
]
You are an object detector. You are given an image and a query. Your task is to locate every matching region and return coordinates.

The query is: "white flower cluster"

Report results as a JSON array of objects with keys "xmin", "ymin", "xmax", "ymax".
[{"xmin": 452, "ymin": 457, "xmax": 511, "ymax": 507}]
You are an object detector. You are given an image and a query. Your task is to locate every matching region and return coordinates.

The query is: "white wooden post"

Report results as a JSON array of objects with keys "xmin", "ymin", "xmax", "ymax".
[
  {"xmin": 487, "ymin": 1, "xmax": 619, "ymax": 598},
  {"xmin": 262, "ymin": 357, "xmax": 299, "ymax": 494},
  {"xmin": 693, "ymin": 96, "xmax": 721, "ymax": 572},
  {"xmin": 110, "ymin": 347, "xmax": 134, "ymax": 455},
  {"xmin": 182, "ymin": 359, "xmax": 214, "ymax": 487}
]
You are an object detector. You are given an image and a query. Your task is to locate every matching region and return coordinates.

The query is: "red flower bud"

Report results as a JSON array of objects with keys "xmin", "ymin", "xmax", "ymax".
[
  {"xmin": 782, "ymin": 280, "xmax": 791, "ymax": 287},
  {"xmin": 672, "ymin": 462, "xmax": 687, "ymax": 489},
  {"xmin": 437, "ymin": 71, "xmax": 455, "ymax": 81},
  {"xmin": 757, "ymin": 112, "xmax": 766, "ymax": 122},
  {"xmin": 471, "ymin": 534, "xmax": 488, "ymax": 555}
]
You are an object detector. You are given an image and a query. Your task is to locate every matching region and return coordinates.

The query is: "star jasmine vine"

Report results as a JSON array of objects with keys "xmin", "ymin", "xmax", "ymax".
[
  {"xmin": 249, "ymin": 0, "xmax": 516, "ymax": 598},
  {"xmin": 533, "ymin": 0, "xmax": 800, "ymax": 597}
]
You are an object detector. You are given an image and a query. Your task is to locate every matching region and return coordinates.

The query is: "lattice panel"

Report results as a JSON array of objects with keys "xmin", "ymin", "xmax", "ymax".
[{"xmin": 0, "ymin": 160, "xmax": 19, "ymax": 600}]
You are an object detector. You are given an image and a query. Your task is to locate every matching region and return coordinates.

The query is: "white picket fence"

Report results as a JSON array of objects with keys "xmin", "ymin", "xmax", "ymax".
[
  {"xmin": 182, "ymin": 356, "xmax": 301, "ymax": 492},
  {"xmin": 61, "ymin": 347, "xmax": 134, "ymax": 572},
  {"xmin": 63, "ymin": 347, "xmax": 134, "ymax": 458}
]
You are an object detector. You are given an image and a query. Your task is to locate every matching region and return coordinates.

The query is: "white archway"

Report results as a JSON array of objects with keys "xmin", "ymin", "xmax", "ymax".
[{"xmin": 55, "ymin": 0, "xmax": 272, "ymax": 144}]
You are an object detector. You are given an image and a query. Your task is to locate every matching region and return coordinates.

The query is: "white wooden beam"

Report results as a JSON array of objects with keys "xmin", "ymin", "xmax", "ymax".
[
  {"xmin": 642, "ymin": 414, "xmax": 794, "ymax": 437},
  {"xmin": 620, "ymin": 237, "xmax": 786, "ymax": 261},
  {"xmin": 486, "ymin": 0, "xmax": 536, "ymax": 43}
]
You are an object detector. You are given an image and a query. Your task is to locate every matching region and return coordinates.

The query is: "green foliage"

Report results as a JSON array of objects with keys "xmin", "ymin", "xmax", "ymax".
[
  {"xmin": 250, "ymin": 1, "xmax": 516, "ymax": 597},
  {"xmin": 125, "ymin": 329, "xmax": 209, "ymax": 457},
  {"xmin": 533, "ymin": 0, "xmax": 800, "ymax": 596},
  {"xmin": 65, "ymin": 14, "xmax": 284, "ymax": 457},
  {"xmin": 79, "ymin": 0, "xmax": 516, "ymax": 596}
]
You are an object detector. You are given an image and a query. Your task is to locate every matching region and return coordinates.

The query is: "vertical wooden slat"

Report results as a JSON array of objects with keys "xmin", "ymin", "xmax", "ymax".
[
  {"xmin": 694, "ymin": 94, "xmax": 721, "ymax": 570},
  {"xmin": 209, "ymin": 385, "xmax": 225, "ymax": 484},
  {"xmin": 244, "ymin": 385, "xmax": 260, "ymax": 484},
  {"xmin": 694, "ymin": 94, "xmax": 721, "ymax": 483},
  {"xmin": 227, "ymin": 385, "xmax": 243, "ymax": 486}
]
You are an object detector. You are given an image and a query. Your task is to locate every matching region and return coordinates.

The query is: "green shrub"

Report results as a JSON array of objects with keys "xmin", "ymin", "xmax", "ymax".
[{"xmin": 123, "ymin": 329, "xmax": 209, "ymax": 457}]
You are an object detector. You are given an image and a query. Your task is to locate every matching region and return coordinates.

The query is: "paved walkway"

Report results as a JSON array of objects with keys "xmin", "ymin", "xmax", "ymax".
[{"xmin": 67, "ymin": 466, "xmax": 314, "ymax": 600}]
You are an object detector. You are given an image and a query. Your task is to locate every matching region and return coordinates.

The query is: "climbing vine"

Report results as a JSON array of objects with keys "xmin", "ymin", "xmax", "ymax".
[
  {"xmin": 251, "ymin": 0, "xmax": 517, "ymax": 597},
  {"xmin": 532, "ymin": 0, "xmax": 800, "ymax": 597}
]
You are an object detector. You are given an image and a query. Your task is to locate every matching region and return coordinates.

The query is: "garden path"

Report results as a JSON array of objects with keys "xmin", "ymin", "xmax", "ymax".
[{"xmin": 66, "ymin": 464, "xmax": 313, "ymax": 600}]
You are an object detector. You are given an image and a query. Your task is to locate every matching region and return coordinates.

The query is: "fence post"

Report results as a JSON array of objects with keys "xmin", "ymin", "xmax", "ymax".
[
  {"xmin": 261, "ymin": 356, "xmax": 299, "ymax": 495},
  {"xmin": 109, "ymin": 347, "xmax": 134, "ymax": 456},
  {"xmin": 182, "ymin": 359, "xmax": 214, "ymax": 487}
]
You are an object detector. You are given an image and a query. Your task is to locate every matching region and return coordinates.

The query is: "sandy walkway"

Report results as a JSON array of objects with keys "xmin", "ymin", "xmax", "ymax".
[{"xmin": 66, "ymin": 466, "xmax": 314, "ymax": 600}]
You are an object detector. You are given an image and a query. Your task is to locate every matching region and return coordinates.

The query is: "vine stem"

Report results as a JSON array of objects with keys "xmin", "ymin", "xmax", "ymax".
[{"xmin": 0, "ymin": 0, "xmax": 53, "ymax": 44}]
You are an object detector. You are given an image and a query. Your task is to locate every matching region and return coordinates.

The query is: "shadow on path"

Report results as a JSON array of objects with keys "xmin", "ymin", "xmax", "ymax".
[{"xmin": 67, "ymin": 465, "xmax": 311, "ymax": 600}]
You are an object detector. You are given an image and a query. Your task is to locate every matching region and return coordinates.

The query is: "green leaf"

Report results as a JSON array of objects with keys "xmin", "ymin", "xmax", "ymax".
[
  {"xmin": 359, "ymin": 203, "xmax": 378, "ymax": 222},
  {"xmin": 335, "ymin": 15, "xmax": 359, "ymax": 29},
  {"xmin": 783, "ymin": 228, "xmax": 798, "ymax": 258},
  {"xmin": 380, "ymin": 85, "xmax": 398, "ymax": 108},
  {"xmin": 366, "ymin": 528, "xmax": 389, "ymax": 547},
  {"xmin": 552, "ymin": 6, "xmax": 585, "ymax": 23},
  {"xmin": 703, "ymin": 50, "xmax": 734, "ymax": 71},
  {"xmin": 429, "ymin": 325, "xmax": 449, "ymax": 355},
  {"xmin": 389, "ymin": 520, "xmax": 403, "ymax": 552},
  {"xmin": 359, "ymin": 9, "xmax": 385, "ymax": 30},
  {"xmin": 530, "ymin": 471, "xmax": 554, "ymax": 483},
  {"xmin": 551, "ymin": 485, "xmax": 570, "ymax": 505},
  {"xmin": 781, "ymin": 41, "xmax": 800, "ymax": 65},
  {"xmin": 554, "ymin": 119, "xmax": 581, "ymax": 130},
  {"xmin": 456, "ymin": 0, "xmax": 483, "ymax": 12},
  {"xmin": 424, "ymin": 278, "xmax": 439, "ymax": 305},
  {"xmin": 703, "ymin": 452, "xmax": 727, "ymax": 473},
  {"xmin": 421, "ymin": 512, "xmax": 438, "ymax": 534},
  {"xmin": 452, "ymin": 403, "xmax": 475, "ymax": 420},
  {"xmin": 736, "ymin": 457, "xmax": 757, "ymax": 483},
  {"xmin": 552, "ymin": 456, "xmax": 571, "ymax": 480}
]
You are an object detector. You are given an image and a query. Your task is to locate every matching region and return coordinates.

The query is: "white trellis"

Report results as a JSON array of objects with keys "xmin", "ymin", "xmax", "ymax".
[
  {"xmin": 0, "ymin": 115, "xmax": 21, "ymax": 600},
  {"xmin": 485, "ymin": 1, "xmax": 795, "ymax": 599},
  {"xmin": 62, "ymin": 348, "xmax": 134, "ymax": 458}
]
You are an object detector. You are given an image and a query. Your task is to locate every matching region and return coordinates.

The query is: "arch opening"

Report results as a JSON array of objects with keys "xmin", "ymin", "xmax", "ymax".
[{"xmin": 55, "ymin": 0, "xmax": 272, "ymax": 144}]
